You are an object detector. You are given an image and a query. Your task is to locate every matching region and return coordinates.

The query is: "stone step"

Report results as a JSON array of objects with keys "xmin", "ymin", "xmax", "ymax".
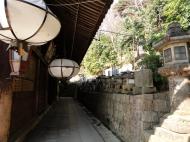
[
  {"xmin": 148, "ymin": 135, "xmax": 170, "ymax": 142},
  {"xmin": 143, "ymin": 130, "xmax": 154, "ymax": 142},
  {"xmin": 143, "ymin": 130, "xmax": 172, "ymax": 142},
  {"xmin": 153, "ymin": 127, "xmax": 190, "ymax": 142},
  {"xmin": 173, "ymin": 110, "xmax": 190, "ymax": 115},
  {"xmin": 161, "ymin": 113, "xmax": 190, "ymax": 121},
  {"xmin": 159, "ymin": 114, "xmax": 190, "ymax": 134},
  {"xmin": 159, "ymin": 113, "xmax": 189, "ymax": 124}
]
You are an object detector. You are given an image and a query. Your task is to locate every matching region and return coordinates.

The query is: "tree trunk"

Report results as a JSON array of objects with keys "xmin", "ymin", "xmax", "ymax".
[{"xmin": 0, "ymin": 85, "xmax": 12, "ymax": 142}]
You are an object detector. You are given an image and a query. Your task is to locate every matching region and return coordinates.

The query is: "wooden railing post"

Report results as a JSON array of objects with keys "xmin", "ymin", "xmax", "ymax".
[
  {"xmin": 0, "ymin": 41, "xmax": 12, "ymax": 142},
  {"xmin": 0, "ymin": 85, "xmax": 12, "ymax": 142}
]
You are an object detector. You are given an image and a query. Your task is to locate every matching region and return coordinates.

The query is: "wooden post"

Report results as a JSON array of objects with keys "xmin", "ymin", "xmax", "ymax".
[
  {"xmin": 0, "ymin": 86, "xmax": 12, "ymax": 142},
  {"xmin": 0, "ymin": 41, "xmax": 12, "ymax": 142}
]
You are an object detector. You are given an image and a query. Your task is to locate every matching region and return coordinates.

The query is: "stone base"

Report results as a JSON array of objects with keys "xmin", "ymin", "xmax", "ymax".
[
  {"xmin": 134, "ymin": 69, "xmax": 153, "ymax": 87},
  {"xmin": 160, "ymin": 114, "xmax": 190, "ymax": 134},
  {"xmin": 133, "ymin": 87, "xmax": 142, "ymax": 95},
  {"xmin": 142, "ymin": 87, "xmax": 156, "ymax": 94},
  {"xmin": 133, "ymin": 87, "xmax": 156, "ymax": 95},
  {"xmin": 143, "ymin": 127, "xmax": 190, "ymax": 142},
  {"xmin": 154, "ymin": 127, "xmax": 190, "ymax": 142}
]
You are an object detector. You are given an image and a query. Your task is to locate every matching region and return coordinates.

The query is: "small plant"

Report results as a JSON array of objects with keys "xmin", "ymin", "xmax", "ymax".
[{"xmin": 139, "ymin": 51, "xmax": 168, "ymax": 91}]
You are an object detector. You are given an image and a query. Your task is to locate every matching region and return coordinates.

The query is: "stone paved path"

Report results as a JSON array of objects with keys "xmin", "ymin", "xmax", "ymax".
[{"xmin": 24, "ymin": 98, "xmax": 105, "ymax": 142}]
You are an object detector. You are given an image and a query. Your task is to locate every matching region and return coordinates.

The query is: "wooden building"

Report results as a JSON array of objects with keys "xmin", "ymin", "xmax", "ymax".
[{"xmin": 0, "ymin": 0, "xmax": 113, "ymax": 141}]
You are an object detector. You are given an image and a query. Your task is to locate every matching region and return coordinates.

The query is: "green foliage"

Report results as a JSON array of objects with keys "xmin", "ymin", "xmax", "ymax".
[
  {"xmin": 164, "ymin": 0, "xmax": 190, "ymax": 29},
  {"xmin": 82, "ymin": 0, "xmax": 190, "ymax": 77},
  {"xmin": 82, "ymin": 34, "xmax": 118, "ymax": 75},
  {"xmin": 139, "ymin": 52, "xmax": 168, "ymax": 91},
  {"xmin": 139, "ymin": 52, "xmax": 161, "ymax": 72}
]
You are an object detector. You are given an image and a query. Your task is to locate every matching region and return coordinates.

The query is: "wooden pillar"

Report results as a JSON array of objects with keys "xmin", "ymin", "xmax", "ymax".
[
  {"xmin": 0, "ymin": 86, "xmax": 12, "ymax": 142},
  {"xmin": 0, "ymin": 41, "xmax": 12, "ymax": 142}
]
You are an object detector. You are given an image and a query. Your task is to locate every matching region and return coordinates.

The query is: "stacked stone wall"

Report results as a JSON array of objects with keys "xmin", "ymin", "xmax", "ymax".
[
  {"xmin": 79, "ymin": 92, "xmax": 170, "ymax": 142},
  {"xmin": 78, "ymin": 69, "xmax": 170, "ymax": 142}
]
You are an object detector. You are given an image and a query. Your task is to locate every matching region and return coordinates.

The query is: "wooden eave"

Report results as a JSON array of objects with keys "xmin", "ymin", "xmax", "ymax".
[{"xmin": 45, "ymin": 0, "xmax": 113, "ymax": 64}]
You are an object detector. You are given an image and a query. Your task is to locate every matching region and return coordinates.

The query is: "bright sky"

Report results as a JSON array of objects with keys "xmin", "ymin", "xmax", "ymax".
[
  {"xmin": 99, "ymin": 0, "xmax": 120, "ymax": 31},
  {"xmin": 114, "ymin": 0, "xmax": 119, "ymax": 4}
]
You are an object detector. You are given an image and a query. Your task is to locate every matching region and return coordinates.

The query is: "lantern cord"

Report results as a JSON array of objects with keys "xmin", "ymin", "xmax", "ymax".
[
  {"xmin": 70, "ymin": 3, "xmax": 80, "ymax": 58},
  {"xmin": 46, "ymin": 0, "xmax": 100, "ymax": 6}
]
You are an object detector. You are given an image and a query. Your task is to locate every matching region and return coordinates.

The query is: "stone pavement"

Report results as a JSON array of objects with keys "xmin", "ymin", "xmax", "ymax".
[{"xmin": 24, "ymin": 98, "xmax": 119, "ymax": 142}]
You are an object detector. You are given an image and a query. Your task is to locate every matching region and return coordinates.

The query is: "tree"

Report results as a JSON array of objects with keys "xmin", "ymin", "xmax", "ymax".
[
  {"xmin": 163, "ymin": 0, "xmax": 190, "ymax": 29},
  {"xmin": 82, "ymin": 34, "xmax": 118, "ymax": 75},
  {"xmin": 138, "ymin": 51, "xmax": 168, "ymax": 91},
  {"xmin": 82, "ymin": 0, "xmax": 190, "ymax": 76}
]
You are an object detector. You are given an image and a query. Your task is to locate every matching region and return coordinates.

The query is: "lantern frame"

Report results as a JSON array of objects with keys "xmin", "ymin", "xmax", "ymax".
[
  {"xmin": 162, "ymin": 43, "xmax": 189, "ymax": 65},
  {"xmin": 48, "ymin": 59, "xmax": 80, "ymax": 79}
]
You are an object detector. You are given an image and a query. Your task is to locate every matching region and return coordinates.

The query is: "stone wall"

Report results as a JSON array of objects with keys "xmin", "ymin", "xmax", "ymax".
[
  {"xmin": 79, "ymin": 91, "xmax": 170, "ymax": 142},
  {"xmin": 78, "ymin": 70, "xmax": 170, "ymax": 142},
  {"xmin": 141, "ymin": 92, "xmax": 170, "ymax": 139},
  {"xmin": 79, "ymin": 92, "xmax": 143, "ymax": 142}
]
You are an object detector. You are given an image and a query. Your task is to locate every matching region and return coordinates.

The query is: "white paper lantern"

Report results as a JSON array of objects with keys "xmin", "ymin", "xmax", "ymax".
[
  {"xmin": 48, "ymin": 59, "xmax": 80, "ymax": 79},
  {"xmin": 0, "ymin": 0, "xmax": 61, "ymax": 46}
]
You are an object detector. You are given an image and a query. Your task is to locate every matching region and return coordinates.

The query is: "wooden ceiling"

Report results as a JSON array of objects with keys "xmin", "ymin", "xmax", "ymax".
[{"xmin": 45, "ymin": 0, "xmax": 113, "ymax": 64}]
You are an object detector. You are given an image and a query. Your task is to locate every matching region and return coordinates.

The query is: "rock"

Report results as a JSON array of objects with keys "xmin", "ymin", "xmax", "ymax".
[
  {"xmin": 153, "ymin": 100, "xmax": 169, "ymax": 112},
  {"xmin": 133, "ymin": 87, "xmax": 142, "ymax": 95},
  {"xmin": 142, "ymin": 122, "xmax": 153, "ymax": 130},
  {"xmin": 142, "ymin": 111, "xmax": 159, "ymax": 123},
  {"xmin": 160, "ymin": 115, "xmax": 190, "ymax": 134},
  {"xmin": 153, "ymin": 92, "xmax": 169, "ymax": 100},
  {"xmin": 148, "ymin": 135, "xmax": 170, "ymax": 142},
  {"xmin": 142, "ymin": 87, "xmax": 156, "ymax": 94},
  {"xmin": 143, "ymin": 130, "xmax": 154, "ymax": 142},
  {"xmin": 122, "ymin": 84, "xmax": 134, "ymax": 91},
  {"xmin": 121, "ymin": 90, "xmax": 130, "ymax": 94},
  {"xmin": 154, "ymin": 127, "xmax": 190, "ymax": 142},
  {"xmin": 134, "ymin": 69, "xmax": 153, "ymax": 87},
  {"xmin": 143, "ymin": 94, "xmax": 154, "ymax": 101},
  {"xmin": 143, "ymin": 100, "xmax": 153, "ymax": 111}
]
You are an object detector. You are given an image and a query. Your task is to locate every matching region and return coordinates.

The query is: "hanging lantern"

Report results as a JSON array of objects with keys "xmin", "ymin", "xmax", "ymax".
[
  {"xmin": 0, "ymin": 0, "xmax": 61, "ymax": 76},
  {"xmin": 9, "ymin": 49, "xmax": 21, "ymax": 76},
  {"xmin": 0, "ymin": 0, "xmax": 61, "ymax": 48},
  {"xmin": 48, "ymin": 59, "xmax": 80, "ymax": 79}
]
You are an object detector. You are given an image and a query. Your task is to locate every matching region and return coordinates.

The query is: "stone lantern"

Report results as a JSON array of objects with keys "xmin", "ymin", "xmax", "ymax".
[
  {"xmin": 154, "ymin": 23, "xmax": 190, "ymax": 67},
  {"xmin": 153, "ymin": 22, "xmax": 190, "ymax": 136}
]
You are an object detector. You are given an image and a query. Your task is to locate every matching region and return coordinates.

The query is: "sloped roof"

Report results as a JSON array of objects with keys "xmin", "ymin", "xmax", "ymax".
[{"xmin": 45, "ymin": 0, "xmax": 113, "ymax": 64}]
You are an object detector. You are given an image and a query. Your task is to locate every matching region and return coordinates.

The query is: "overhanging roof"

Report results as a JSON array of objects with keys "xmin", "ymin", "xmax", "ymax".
[
  {"xmin": 45, "ymin": 0, "xmax": 113, "ymax": 64},
  {"xmin": 153, "ymin": 35, "xmax": 190, "ymax": 51}
]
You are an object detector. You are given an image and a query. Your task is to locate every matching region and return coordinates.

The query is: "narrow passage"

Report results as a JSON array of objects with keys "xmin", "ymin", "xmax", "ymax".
[{"xmin": 24, "ymin": 98, "xmax": 105, "ymax": 142}]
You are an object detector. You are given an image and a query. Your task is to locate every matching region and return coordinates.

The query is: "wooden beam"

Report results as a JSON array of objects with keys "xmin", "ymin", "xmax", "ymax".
[
  {"xmin": 0, "ymin": 85, "xmax": 12, "ymax": 142},
  {"xmin": 0, "ymin": 42, "xmax": 11, "ymax": 82},
  {"xmin": 79, "ymin": 10, "xmax": 100, "ymax": 19},
  {"xmin": 0, "ymin": 41, "xmax": 12, "ymax": 142},
  {"xmin": 77, "ymin": 24, "xmax": 93, "ymax": 32},
  {"xmin": 80, "ymin": 4, "xmax": 101, "ymax": 15},
  {"xmin": 78, "ymin": 14, "xmax": 97, "ymax": 23},
  {"xmin": 32, "ymin": 47, "xmax": 48, "ymax": 66},
  {"xmin": 78, "ymin": 0, "xmax": 113, "ymax": 63}
]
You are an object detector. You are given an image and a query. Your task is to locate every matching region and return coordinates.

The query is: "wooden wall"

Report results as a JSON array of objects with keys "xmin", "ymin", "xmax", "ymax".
[
  {"xmin": 0, "ymin": 41, "xmax": 58, "ymax": 141},
  {"xmin": 9, "ymin": 51, "xmax": 57, "ymax": 140},
  {"xmin": 0, "ymin": 42, "xmax": 12, "ymax": 142}
]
